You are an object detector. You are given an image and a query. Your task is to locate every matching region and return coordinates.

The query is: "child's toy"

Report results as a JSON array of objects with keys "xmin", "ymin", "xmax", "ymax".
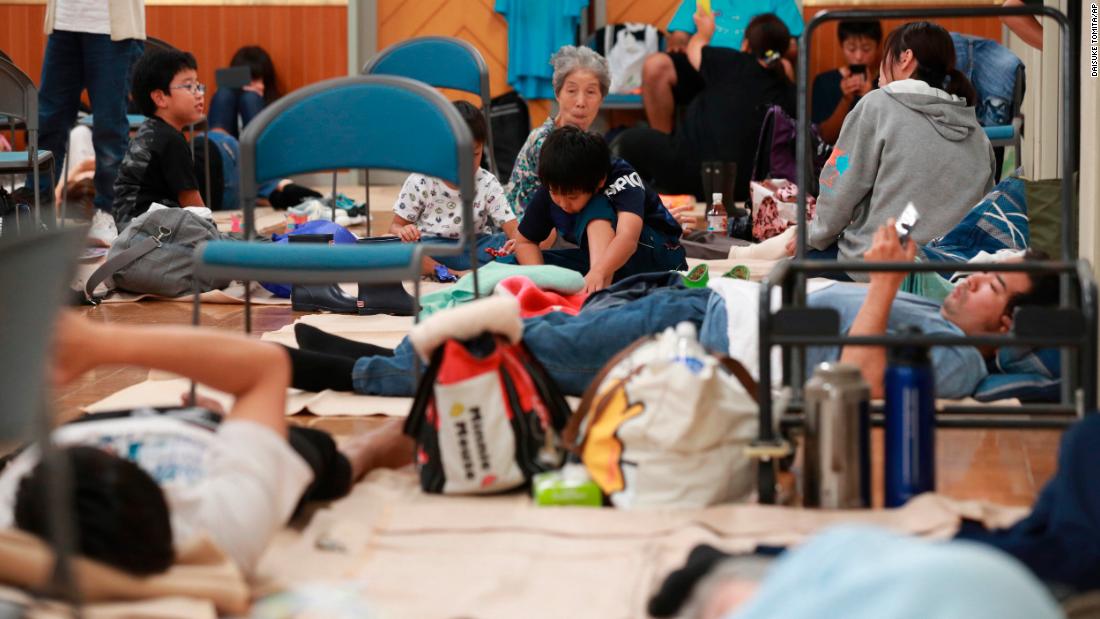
[
  {"xmin": 485, "ymin": 245, "xmax": 510, "ymax": 258},
  {"xmin": 699, "ymin": 0, "xmax": 711, "ymax": 15},
  {"xmin": 433, "ymin": 264, "xmax": 458, "ymax": 283}
]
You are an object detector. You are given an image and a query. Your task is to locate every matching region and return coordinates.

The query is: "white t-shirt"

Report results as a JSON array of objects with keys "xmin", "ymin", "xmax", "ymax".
[
  {"xmin": 0, "ymin": 414, "xmax": 312, "ymax": 575},
  {"xmin": 53, "ymin": 0, "xmax": 112, "ymax": 35},
  {"xmin": 393, "ymin": 168, "xmax": 515, "ymax": 239}
]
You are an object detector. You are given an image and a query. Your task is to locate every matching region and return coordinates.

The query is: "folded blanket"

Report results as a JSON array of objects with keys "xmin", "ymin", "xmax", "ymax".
[
  {"xmin": 495, "ymin": 276, "xmax": 588, "ymax": 318},
  {"xmin": 418, "ymin": 262, "xmax": 584, "ymax": 318}
]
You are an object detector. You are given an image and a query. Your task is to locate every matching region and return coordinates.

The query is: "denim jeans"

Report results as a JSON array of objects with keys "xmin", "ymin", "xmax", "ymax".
[
  {"xmin": 951, "ymin": 33, "xmax": 1023, "ymax": 127},
  {"xmin": 425, "ymin": 232, "xmax": 516, "ymax": 271},
  {"xmin": 207, "ymin": 88, "xmax": 265, "ymax": 139},
  {"xmin": 352, "ymin": 287, "xmax": 719, "ymax": 396},
  {"xmin": 31, "ymin": 31, "xmax": 144, "ymax": 213}
]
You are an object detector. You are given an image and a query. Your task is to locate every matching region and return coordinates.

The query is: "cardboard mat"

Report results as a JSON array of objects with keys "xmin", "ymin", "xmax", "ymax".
[{"xmin": 251, "ymin": 469, "xmax": 1029, "ymax": 619}]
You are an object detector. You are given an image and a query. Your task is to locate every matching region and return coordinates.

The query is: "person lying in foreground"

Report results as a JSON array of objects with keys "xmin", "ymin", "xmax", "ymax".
[
  {"xmin": 287, "ymin": 220, "xmax": 1058, "ymax": 401},
  {"xmin": 0, "ymin": 313, "xmax": 408, "ymax": 576}
]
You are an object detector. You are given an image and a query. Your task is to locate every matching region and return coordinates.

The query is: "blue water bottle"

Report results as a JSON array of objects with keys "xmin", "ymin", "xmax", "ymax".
[{"xmin": 884, "ymin": 327, "xmax": 936, "ymax": 508}]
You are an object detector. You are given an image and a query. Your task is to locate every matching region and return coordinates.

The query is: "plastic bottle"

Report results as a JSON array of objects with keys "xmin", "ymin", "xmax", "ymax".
[
  {"xmin": 706, "ymin": 192, "xmax": 728, "ymax": 233},
  {"xmin": 673, "ymin": 322, "xmax": 704, "ymax": 374},
  {"xmin": 884, "ymin": 327, "xmax": 936, "ymax": 507}
]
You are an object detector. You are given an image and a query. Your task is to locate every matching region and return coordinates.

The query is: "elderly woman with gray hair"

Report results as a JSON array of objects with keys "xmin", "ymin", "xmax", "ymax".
[{"xmin": 506, "ymin": 45, "xmax": 610, "ymax": 216}]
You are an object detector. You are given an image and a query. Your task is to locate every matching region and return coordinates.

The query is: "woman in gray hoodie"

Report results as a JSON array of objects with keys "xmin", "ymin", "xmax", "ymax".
[{"xmin": 804, "ymin": 22, "xmax": 995, "ymax": 280}]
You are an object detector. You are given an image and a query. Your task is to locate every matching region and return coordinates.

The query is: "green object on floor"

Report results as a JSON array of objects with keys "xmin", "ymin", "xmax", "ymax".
[
  {"xmin": 417, "ymin": 261, "xmax": 584, "ymax": 319},
  {"xmin": 683, "ymin": 263, "xmax": 709, "ymax": 288},
  {"xmin": 532, "ymin": 466, "xmax": 603, "ymax": 507},
  {"xmin": 722, "ymin": 265, "xmax": 750, "ymax": 280}
]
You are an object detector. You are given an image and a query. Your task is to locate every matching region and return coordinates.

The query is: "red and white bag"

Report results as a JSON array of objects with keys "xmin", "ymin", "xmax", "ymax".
[
  {"xmin": 403, "ymin": 296, "xmax": 572, "ymax": 494},
  {"xmin": 750, "ymin": 179, "xmax": 817, "ymax": 241}
]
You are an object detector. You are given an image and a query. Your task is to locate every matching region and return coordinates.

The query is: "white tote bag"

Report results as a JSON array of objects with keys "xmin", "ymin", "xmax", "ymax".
[{"xmin": 566, "ymin": 323, "xmax": 759, "ymax": 509}]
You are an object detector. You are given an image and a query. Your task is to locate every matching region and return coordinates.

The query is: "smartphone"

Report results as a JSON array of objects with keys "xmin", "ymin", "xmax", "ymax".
[
  {"xmin": 848, "ymin": 64, "xmax": 867, "ymax": 76},
  {"xmin": 896, "ymin": 203, "xmax": 920, "ymax": 245}
]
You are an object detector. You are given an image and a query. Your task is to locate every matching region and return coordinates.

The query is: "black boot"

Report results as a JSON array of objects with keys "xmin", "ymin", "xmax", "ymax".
[
  {"xmin": 356, "ymin": 281, "xmax": 415, "ymax": 316},
  {"xmin": 290, "ymin": 234, "xmax": 359, "ymax": 314}
]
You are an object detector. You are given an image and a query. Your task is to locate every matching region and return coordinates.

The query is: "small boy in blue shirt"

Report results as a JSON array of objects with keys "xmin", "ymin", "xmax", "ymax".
[{"xmin": 514, "ymin": 127, "xmax": 686, "ymax": 292}]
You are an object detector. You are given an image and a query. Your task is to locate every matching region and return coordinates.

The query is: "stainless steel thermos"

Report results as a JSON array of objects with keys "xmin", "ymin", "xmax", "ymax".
[{"xmin": 802, "ymin": 362, "xmax": 871, "ymax": 508}]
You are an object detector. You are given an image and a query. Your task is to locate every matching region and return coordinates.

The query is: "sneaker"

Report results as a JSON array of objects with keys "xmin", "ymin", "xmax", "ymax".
[{"xmin": 88, "ymin": 209, "xmax": 118, "ymax": 247}]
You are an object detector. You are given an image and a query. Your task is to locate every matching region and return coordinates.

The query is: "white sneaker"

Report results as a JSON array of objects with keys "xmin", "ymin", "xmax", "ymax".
[{"xmin": 88, "ymin": 210, "xmax": 118, "ymax": 247}]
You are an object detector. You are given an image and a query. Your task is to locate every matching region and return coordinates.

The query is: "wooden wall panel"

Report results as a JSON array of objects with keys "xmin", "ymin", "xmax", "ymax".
[
  {"xmin": 607, "ymin": 0, "xmax": 681, "ymax": 32},
  {"xmin": 376, "ymin": 0, "xmax": 551, "ymax": 128},
  {"xmin": 0, "ymin": 5, "xmax": 346, "ymax": 108}
]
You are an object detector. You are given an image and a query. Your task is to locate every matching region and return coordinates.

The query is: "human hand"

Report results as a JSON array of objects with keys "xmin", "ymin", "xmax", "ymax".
[
  {"xmin": 583, "ymin": 268, "xmax": 611, "ymax": 294},
  {"xmin": 840, "ymin": 74, "xmax": 865, "ymax": 98},
  {"xmin": 693, "ymin": 10, "xmax": 716, "ymax": 41},
  {"xmin": 243, "ymin": 78, "xmax": 265, "ymax": 97},
  {"xmin": 864, "ymin": 219, "xmax": 917, "ymax": 289},
  {"xmin": 500, "ymin": 239, "xmax": 517, "ymax": 255},
  {"xmin": 398, "ymin": 224, "xmax": 421, "ymax": 242},
  {"xmin": 669, "ymin": 204, "xmax": 698, "ymax": 234}
]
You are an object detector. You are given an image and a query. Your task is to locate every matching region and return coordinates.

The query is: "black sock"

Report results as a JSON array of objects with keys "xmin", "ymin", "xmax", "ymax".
[
  {"xmin": 295, "ymin": 323, "xmax": 394, "ymax": 358},
  {"xmin": 284, "ymin": 345, "xmax": 356, "ymax": 392}
]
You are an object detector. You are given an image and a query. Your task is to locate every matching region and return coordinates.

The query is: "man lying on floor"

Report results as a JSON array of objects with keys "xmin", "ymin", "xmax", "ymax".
[
  {"xmin": 289, "ymin": 220, "xmax": 1058, "ymax": 400},
  {"xmin": 0, "ymin": 314, "xmax": 408, "ymax": 577}
]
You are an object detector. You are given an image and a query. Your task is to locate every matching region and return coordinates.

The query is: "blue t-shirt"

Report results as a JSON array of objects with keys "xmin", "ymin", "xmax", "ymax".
[
  {"xmin": 518, "ymin": 158, "xmax": 682, "ymax": 245},
  {"xmin": 496, "ymin": 0, "xmax": 588, "ymax": 99},
  {"xmin": 805, "ymin": 284, "xmax": 989, "ymax": 398},
  {"xmin": 667, "ymin": 0, "xmax": 803, "ymax": 49}
]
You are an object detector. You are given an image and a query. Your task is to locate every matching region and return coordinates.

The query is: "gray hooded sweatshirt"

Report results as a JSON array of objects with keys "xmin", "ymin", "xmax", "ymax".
[{"xmin": 807, "ymin": 79, "xmax": 995, "ymax": 280}]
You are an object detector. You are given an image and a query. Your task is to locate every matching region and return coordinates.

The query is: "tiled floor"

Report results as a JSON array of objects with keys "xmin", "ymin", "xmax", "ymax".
[{"xmin": 62, "ymin": 299, "xmax": 1064, "ymax": 508}]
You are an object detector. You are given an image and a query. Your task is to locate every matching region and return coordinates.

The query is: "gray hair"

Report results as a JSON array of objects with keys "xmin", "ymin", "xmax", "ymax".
[{"xmin": 550, "ymin": 45, "xmax": 610, "ymax": 97}]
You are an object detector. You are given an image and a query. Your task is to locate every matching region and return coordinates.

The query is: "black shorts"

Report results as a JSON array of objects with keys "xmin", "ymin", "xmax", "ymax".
[{"xmin": 668, "ymin": 51, "xmax": 705, "ymax": 105}]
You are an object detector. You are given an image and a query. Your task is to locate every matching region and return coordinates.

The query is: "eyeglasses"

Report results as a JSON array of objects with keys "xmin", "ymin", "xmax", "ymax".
[{"xmin": 171, "ymin": 82, "xmax": 206, "ymax": 95}]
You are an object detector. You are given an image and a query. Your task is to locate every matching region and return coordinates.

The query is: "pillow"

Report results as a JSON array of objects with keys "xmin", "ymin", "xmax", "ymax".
[{"xmin": 973, "ymin": 346, "xmax": 1061, "ymax": 402}]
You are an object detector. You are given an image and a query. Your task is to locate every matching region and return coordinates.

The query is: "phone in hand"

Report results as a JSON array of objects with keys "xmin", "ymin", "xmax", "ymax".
[
  {"xmin": 848, "ymin": 64, "xmax": 867, "ymax": 76},
  {"xmin": 896, "ymin": 203, "xmax": 920, "ymax": 246}
]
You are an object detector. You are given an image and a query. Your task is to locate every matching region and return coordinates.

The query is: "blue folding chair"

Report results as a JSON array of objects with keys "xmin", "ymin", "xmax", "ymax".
[
  {"xmin": 192, "ymin": 75, "xmax": 480, "ymax": 333},
  {"xmin": 0, "ymin": 57, "xmax": 55, "ymax": 228},
  {"xmin": 363, "ymin": 36, "xmax": 497, "ymax": 177}
]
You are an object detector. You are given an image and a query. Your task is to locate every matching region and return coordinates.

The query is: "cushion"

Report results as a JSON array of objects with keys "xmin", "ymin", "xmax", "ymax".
[{"xmin": 973, "ymin": 346, "xmax": 1061, "ymax": 402}]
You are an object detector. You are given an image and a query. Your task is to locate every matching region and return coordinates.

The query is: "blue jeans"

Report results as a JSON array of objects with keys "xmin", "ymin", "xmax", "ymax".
[
  {"xmin": 352, "ymin": 287, "xmax": 720, "ymax": 396},
  {"xmin": 207, "ymin": 88, "xmax": 265, "ymax": 139},
  {"xmin": 426, "ymin": 232, "xmax": 516, "ymax": 271},
  {"xmin": 31, "ymin": 31, "xmax": 143, "ymax": 213},
  {"xmin": 951, "ymin": 33, "xmax": 1022, "ymax": 127}
]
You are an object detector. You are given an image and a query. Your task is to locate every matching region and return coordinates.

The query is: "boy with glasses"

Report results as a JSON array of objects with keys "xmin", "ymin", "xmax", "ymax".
[{"xmin": 112, "ymin": 49, "xmax": 207, "ymax": 224}]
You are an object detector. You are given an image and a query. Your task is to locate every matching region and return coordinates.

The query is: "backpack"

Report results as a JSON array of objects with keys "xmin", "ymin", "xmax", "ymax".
[
  {"xmin": 751, "ymin": 104, "xmax": 832, "ymax": 196},
  {"xmin": 487, "ymin": 90, "xmax": 531, "ymax": 182},
  {"xmin": 191, "ymin": 131, "xmax": 241, "ymax": 212},
  {"xmin": 563, "ymin": 323, "xmax": 759, "ymax": 509},
  {"xmin": 403, "ymin": 297, "xmax": 572, "ymax": 494},
  {"xmin": 83, "ymin": 208, "xmax": 229, "ymax": 300}
]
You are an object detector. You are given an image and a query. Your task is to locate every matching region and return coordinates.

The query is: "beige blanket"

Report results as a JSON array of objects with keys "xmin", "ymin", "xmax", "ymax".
[{"xmin": 252, "ymin": 469, "xmax": 1028, "ymax": 619}]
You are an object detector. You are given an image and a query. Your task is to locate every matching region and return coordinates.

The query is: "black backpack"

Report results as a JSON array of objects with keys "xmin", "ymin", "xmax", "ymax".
[{"xmin": 487, "ymin": 90, "xmax": 530, "ymax": 182}]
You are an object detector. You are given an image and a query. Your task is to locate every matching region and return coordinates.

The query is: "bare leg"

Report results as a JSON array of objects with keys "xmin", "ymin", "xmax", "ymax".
[
  {"xmin": 339, "ymin": 418, "xmax": 415, "ymax": 481},
  {"xmin": 643, "ymin": 53, "xmax": 678, "ymax": 134}
]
